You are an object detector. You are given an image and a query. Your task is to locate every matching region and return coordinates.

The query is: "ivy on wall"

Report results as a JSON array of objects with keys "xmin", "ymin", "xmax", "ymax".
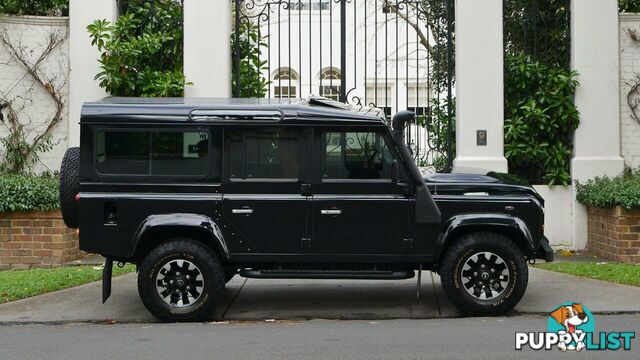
[{"xmin": 0, "ymin": 23, "xmax": 68, "ymax": 174}]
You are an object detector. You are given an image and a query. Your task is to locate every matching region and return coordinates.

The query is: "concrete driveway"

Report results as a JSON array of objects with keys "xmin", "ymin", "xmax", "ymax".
[{"xmin": 1, "ymin": 267, "xmax": 639, "ymax": 324}]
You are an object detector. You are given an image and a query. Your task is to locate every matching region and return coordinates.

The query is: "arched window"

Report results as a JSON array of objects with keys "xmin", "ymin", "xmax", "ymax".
[
  {"xmin": 271, "ymin": 68, "xmax": 299, "ymax": 99},
  {"xmin": 318, "ymin": 68, "xmax": 341, "ymax": 101}
]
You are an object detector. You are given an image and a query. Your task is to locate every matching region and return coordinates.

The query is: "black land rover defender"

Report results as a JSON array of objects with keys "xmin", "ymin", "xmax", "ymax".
[{"xmin": 59, "ymin": 97, "xmax": 553, "ymax": 322}]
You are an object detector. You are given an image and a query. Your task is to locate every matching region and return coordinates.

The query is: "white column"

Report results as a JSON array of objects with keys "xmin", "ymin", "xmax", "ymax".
[
  {"xmin": 571, "ymin": 0, "xmax": 625, "ymax": 250},
  {"xmin": 68, "ymin": 0, "xmax": 117, "ymax": 146},
  {"xmin": 184, "ymin": 0, "xmax": 231, "ymax": 97},
  {"xmin": 452, "ymin": 0, "xmax": 507, "ymax": 174}
]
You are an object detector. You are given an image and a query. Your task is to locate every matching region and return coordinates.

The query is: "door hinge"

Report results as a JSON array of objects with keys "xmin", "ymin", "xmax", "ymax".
[
  {"xmin": 300, "ymin": 237, "xmax": 312, "ymax": 250},
  {"xmin": 402, "ymin": 238, "xmax": 414, "ymax": 250},
  {"xmin": 301, "ymin": 183, "xmax": 312, "ymax": 196}
]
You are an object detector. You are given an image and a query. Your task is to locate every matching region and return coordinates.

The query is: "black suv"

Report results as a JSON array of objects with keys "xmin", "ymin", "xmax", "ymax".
[{"xmin": 59, "ymin": 97, "xmax": 553, "ymax": 322}]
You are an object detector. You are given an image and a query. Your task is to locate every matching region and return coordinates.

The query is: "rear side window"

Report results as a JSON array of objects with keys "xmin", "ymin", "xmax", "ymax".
[
  {"xmin": 95, "ymin": 130, "xmax": 212, "ymax": 177},
  {"xmin": 227, "ymin": 128, "xmax": 299, "ymax": 180}
]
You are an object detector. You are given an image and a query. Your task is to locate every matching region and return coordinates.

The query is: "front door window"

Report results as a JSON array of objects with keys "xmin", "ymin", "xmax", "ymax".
[{"xmin": 322, "ymin": 131, "xmax": 394, "ymax": 180}]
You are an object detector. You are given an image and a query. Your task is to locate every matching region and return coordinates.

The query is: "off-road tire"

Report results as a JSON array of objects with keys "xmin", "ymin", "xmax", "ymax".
[
  {"xmin": 440, "ymin": 232, "xmax": 528, "ymax": 316},
  {"xmin": 59, "ymin": 147, "xmax": 80, "ymax": 229},
  {"xmin": 138, "ymin": 239, "xmax": 225, "ymax": 322},
  {"xmin": 224, "ymin": 265, "xmax": 237, "ymax": 283}
]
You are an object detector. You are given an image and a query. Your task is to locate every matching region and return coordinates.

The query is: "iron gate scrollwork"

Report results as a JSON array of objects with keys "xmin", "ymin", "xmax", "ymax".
[{"xmin": 233, "ymin": 0, "xmax": 454, "ymax": 171}]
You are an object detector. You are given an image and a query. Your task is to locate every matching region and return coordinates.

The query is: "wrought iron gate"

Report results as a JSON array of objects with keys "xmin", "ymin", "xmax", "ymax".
[{"xmin": 233, "ymin": 0, "xmax": 455, "ymax": 170}]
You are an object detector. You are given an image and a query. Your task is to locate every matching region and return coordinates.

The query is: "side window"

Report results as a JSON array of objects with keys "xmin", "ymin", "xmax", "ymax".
[
  {"xmin": 151, "ymin": 132, "xmax": 209, "ymax": 176},
  {"xmin": 96, "ymin": 132, "xmax": 150, "ymax": 175},
  {"xmin": 227, "ymin": 128, "xmax": 299, "ymax": 180},
  {"xmin": 95, "ymin": 130, "xmax": 215, "ymax": 177},
  {"xmin": 321, "ymin": 131, "xmax": 394, "ymax": 180}
]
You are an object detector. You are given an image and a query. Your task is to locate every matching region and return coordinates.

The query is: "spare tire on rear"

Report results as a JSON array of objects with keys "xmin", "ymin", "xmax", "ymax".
[{"xmin": 59, "ymin": 147, "xmax": 80, "ymax": 229}]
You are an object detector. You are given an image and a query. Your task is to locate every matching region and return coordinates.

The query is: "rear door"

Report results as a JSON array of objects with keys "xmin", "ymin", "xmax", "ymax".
[
  {"xmin": 310, "ymin": 127, "xmax": 411, "ymax": 256},
  {"xmin": 222, "ymin": 126, "xmax": 310, "ymax": 255}
]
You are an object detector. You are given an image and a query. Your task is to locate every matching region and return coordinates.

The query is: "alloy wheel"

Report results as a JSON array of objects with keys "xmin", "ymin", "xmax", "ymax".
[
  {"xmin": 155, "ymin": 259, "xmax": 204, "ymax": 307},
  {"xmin": 460, "ymin": 252, "xmax": 510, "ymax": 300}
]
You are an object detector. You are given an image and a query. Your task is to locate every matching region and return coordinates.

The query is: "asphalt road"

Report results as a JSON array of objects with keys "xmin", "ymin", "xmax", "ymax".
[{"xmin": 0, "ymin": 315, "xmax": 638, "ymax": 360}]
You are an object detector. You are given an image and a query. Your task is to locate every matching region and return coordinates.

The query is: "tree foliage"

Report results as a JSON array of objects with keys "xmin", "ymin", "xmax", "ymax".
[
  {"xmin": 0, "ymin": 0, "xmax": 68, "ymax": 16},
  {"xmin": 504, "ymin": 0, "xmax": 570, "ymax": 69},
  {"xmin": 504, "ymin": 52, "xmax": 579, "ymax": 185},
  {"xmin": 620, "ymin": 0, "xmax": 640, "ymax": 13},
  {"xmin": 231, "ymin": 20, "xmax": 269, "ymax": 98},
  {"xmin": 503, "ymin": 0, "xmax": 577, "ymax": 185},
  {"xmin": 416, "ymin": 97, "xmax": 455, "ymax": 172},
  {"xmin": 88, "ymin": 0, "xmax": 187, "ymax": 97}
]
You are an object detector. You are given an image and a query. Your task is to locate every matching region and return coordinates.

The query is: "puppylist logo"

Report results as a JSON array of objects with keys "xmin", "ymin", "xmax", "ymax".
[{"xmin": 515, "ymin": 302, "xmax": 636, "ymax": 352}]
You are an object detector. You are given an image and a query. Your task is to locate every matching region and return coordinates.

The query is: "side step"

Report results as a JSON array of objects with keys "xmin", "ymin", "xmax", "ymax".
[{"xmin": 239, "ymin": 269, "xmax": 415, "ymax": 280}]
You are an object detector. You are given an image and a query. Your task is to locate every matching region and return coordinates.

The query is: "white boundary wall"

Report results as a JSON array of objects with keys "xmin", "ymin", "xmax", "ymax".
[
  {"xmin": 533, "ymin": 186, "xmax": 574, "ymax": 248},
  {"xmin": 68, "ymin": 0, "xmax": 117, "ymax": 147},
  {"xmin": 0, "ymin": 15, "xmax": 69, "ymax": 174}
]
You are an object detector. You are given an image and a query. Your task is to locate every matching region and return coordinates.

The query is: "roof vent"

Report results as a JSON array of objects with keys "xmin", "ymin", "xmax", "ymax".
[{"xmin": 189, "ymin": 109, "xmax": 283, "ymax": 121}]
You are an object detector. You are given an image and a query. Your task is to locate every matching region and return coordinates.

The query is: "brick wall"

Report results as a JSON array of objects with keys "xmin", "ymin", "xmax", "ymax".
[
  {"xmin": 587, "ymin": 207, "xmax": 640, "ymax": 263},
  {"xmin": 0, "ymin": 211, "xmax": 83, "ymax": 269}
]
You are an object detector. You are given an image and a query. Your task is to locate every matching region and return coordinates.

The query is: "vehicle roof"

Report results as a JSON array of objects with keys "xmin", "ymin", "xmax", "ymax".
[{"xmin": 81, "ymin": 97, "xmax": 387, "ymax": 126}]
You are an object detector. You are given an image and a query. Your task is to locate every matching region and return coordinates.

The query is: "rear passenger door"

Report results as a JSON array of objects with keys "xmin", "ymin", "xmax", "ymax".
[
  {"xmin": 222, "ymin": 127, "xmax": 310, "ymax": 255},
  {"xmin": 311, "ymin": 128, "xmax": 411, "ymax": 256}
]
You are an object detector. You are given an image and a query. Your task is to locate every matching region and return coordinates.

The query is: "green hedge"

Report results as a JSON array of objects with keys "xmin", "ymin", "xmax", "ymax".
[
  {"xmin": 0, "ymin": 174, "xmax": 59, "ymax": 213},
  {"xmin": 576, "ymin": 169, "xmax": 640, "ymax": 209},
  {"xmin": 0, "ymin": 0, "xmax": 68, "ymax": 16}
]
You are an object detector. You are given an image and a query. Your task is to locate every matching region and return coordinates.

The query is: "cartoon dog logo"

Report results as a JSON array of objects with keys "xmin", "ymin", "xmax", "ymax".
[{"xmin": 550, "ymin": 303, "xmax": 590, "ymax": 351}]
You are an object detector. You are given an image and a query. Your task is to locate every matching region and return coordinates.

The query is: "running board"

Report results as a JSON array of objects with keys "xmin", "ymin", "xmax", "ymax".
[{"xmin": 239, "ymin": 269, "xmax": 415, "ymax": 280}]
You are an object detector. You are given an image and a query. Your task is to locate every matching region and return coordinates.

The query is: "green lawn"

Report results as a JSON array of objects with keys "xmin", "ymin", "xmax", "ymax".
[
  {"xmin": 0, "ymin": 265, "xmax": 135, "ymax": 304},
  {"xmin": 535, "ymin": 262, "xmax": 640, "ymax": 287}
]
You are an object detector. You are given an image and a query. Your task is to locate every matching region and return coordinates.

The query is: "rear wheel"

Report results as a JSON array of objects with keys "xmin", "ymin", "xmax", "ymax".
[
  {"xmin": 224, "ymin": 265, "xmax": 237, "ymax": 283},
  {"xmin": 440, "ymin": 232, "xmax": 528, "ymax": 316},
  {"xmin": 138, "ymin": 239, "xmax": 225, "ymax": 322}
]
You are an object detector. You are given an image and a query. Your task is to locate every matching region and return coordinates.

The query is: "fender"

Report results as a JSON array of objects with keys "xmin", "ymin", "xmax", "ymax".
[
  {"xmin": 131, "ymin": 213, "xmax": 230, "ymax": 260},
  {"xmin": 436, "ymin": 213, "xmax": 536, "ymax": 258}
]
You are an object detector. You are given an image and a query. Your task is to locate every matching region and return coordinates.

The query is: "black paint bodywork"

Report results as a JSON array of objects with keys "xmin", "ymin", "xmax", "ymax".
[{"xmin": 78, "ymin": 98, "xmax": 553, "ymax": 279}]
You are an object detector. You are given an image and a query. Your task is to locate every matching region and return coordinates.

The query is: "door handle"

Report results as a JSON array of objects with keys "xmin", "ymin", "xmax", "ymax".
[
  {"xmin": 321, "ymin": 209, "xmax": 342, "ymax": 215},
  {"xmin": 232, "ymin": 208, "xmax": 254, "ymax": 214}
]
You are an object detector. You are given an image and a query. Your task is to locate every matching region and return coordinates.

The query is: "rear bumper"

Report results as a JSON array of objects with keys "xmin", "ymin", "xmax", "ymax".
[{"xmin": 535, "ymin": 236, "xmax": 554, "ymax": 262}]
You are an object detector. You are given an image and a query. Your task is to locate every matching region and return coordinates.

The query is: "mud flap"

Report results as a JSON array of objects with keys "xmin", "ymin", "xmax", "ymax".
[{"xmin": 102, "ymin": 258, "xmax": 113, "ymax": 303}]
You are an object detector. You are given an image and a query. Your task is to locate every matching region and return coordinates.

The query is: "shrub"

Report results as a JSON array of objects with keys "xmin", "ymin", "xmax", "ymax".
[
  {"xmin": 620, "ymin": 0, "xmax": 640, "ymax": 13},
  {"xmin": 0, "ymin": 174, "xmax": 59, "ymax": 213},
  {"xmin": 231, "ymin": 20, "xmax": 269, "ymax": 97},
  {"xmin": 0, "ymin": 0, "xmax": 68, "ymax": 16},
  {"xmin": 576, "ymin": 168, "xmax": 640, "ymax": 209},
  {"xmin": 504, "ymin": 52, "xmax": 580, "ymax": 186},
  {"xmin": 416, "ymin": 97, "xmax": 455, "ymax": 172},
  {"xmin": 87, "ymin": 0, "xmax": 186, "ymax": 97}
]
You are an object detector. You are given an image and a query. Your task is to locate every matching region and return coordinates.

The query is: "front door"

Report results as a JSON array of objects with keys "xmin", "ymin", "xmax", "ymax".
[
  {"xmin": 311, "ymin": 128, "xmax": 411, "ymax": 255},
  {"xmin": 222, "ymin": 126, "xmax": 309, "ymax": 254}
]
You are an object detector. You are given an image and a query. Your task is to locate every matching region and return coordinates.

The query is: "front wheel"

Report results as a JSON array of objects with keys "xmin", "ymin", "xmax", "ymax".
[
  {"xmin": 138, "ymin": 239, "xmax": 225, "ymax": 322},
  {"xmin": 440, "ymin": 232, "xmax": 528, "ymax": 316}
]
